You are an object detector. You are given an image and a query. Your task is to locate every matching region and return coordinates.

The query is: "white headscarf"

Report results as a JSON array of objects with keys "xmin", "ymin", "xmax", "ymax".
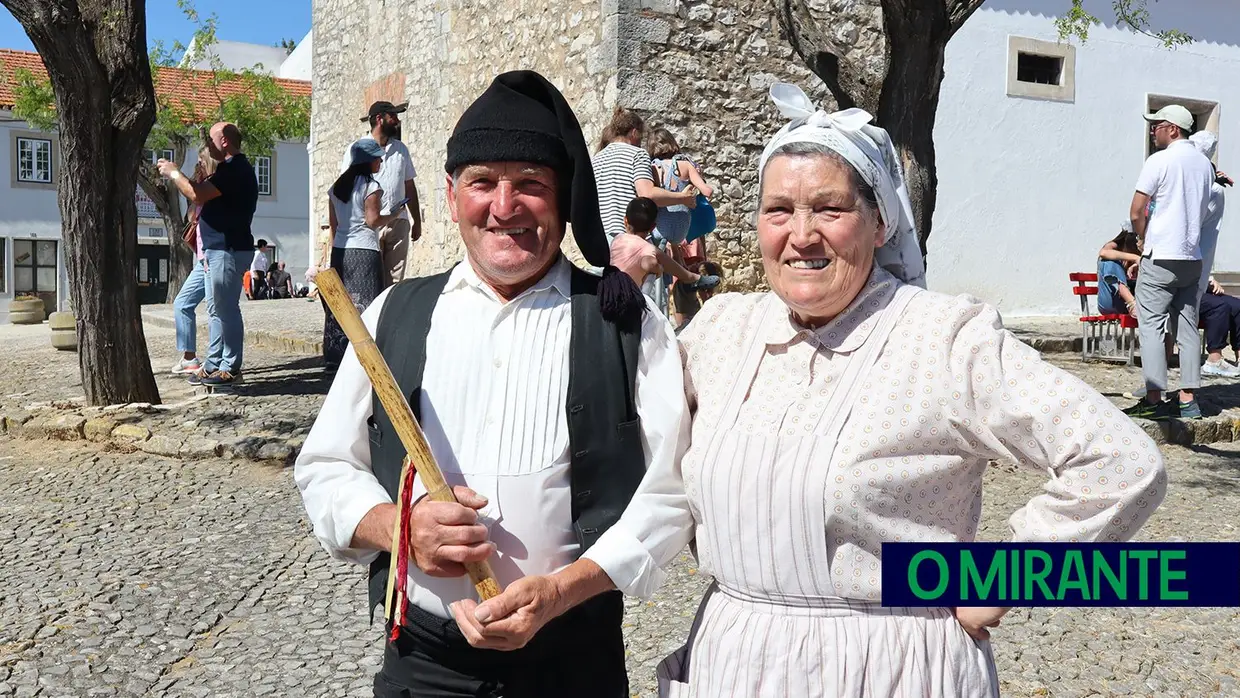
[
  {"xmin": 1190, "ymin": 130, "xmax": 1218, "ymax": 160},
  {"xmin": 758, "ymin": 83, "xmax": 927, "ymax": 288}
]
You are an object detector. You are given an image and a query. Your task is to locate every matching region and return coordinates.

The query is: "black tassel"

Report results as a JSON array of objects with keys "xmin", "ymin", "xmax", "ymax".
[{"xmin": 598, "ymin": 265, "xmax": 647, "ymax": 330}]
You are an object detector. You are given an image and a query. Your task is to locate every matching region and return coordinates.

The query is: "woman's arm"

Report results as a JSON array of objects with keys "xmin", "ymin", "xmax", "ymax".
[
  {"xmin": 363, "ymin": 190, "xmax": 400, "ymax": 230},
  {"xmin": 635, "ymin": 179, "xmax": 698, "ymax": 208},
  {"xmin": 681, "ymin": 160, "xmax": 714, "ymax": 199},
  {"xmin": 322, "ymin": 198, "xmax": 337, "ymax": 267},
  {"xmin": 1098, "ymin": 241, "xmax": 1140, "ymax": 264},
  {"xmin": 944, "ymin": 301, "xmax": 1167, "ymax": 542}
]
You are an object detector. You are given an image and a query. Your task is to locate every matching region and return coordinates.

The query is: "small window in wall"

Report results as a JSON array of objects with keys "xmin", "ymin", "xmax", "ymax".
[
  {"xmin": 143, "ymin": 149, "xmax": 176, "ymax": 164},
  {"xmin": 1146, "ymin": 94, "xmax": 1220, "ymax": 159},
  {"xmin": 1007, "ymin": 37, "xmax": 1075, "ymax": 103},
  {"xmin": 1017, "ymin": 54, "xmax": 1063, "ymax": 86},
  {"xmin": 255, "ymin": 156, "xmax": 272, "ymax": 196},
  {"xmin": 0, "ymin": 238, "xmax": 6, "ymax": 293},
  {"xmin": 17, "ymin": 137, "xmax": 53, "ymax": 183}
]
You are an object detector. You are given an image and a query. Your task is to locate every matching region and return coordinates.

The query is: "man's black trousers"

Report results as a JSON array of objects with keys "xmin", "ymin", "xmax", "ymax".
[{"xmin": 372, "ymin": 591, "xmax": 629, "ymax": 698}]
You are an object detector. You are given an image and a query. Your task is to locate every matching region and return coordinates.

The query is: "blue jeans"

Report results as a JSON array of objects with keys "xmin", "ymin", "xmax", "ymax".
[
  {"xmin": 173, "ymin": 258, "xmax": 212, "ymax": 354},
  {"xmin": 203, "ymin": 249, "xmax": 255, "ymax": 374},
  {"xmin": 1096, "ymin": 260, "xmax": 1129, "ymax": 315}
]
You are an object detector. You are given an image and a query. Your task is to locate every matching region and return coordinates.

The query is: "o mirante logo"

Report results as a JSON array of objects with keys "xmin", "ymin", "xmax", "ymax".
[{"xmin": 881, "ymin": 543, "xmax": 1240, "ymax": 607}]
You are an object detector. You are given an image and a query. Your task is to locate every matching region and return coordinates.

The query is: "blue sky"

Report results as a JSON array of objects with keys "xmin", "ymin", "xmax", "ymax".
[{"xmin": 0, "ymin": 0, "xmax": 309, "ymax": 54}]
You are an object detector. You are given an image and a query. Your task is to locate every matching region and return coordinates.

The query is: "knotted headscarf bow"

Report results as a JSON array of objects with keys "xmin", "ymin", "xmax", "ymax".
[{"xmin": 758, "ymin": 84, "xmax": 927, "ymax": 287}]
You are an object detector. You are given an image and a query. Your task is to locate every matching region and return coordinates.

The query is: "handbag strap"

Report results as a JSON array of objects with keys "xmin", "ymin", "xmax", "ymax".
[{"xmin": 679, "ymin": 580, "xmax": 718, "ymax": 676}]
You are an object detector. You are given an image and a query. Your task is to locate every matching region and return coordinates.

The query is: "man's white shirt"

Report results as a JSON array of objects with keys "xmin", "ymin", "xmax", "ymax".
[
  {"xmin": 1135, "ymin": 139, "xmax": 1215, "ymax": 260},
  {"xmin": 293, "ymin": 256, "xmax": 689, "ymax": 619}
]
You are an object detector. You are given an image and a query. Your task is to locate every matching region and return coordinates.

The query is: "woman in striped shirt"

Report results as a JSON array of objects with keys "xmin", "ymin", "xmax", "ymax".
[{"xmin": 592, "ymin": 108, "xmax": 721, "ymax": 302}]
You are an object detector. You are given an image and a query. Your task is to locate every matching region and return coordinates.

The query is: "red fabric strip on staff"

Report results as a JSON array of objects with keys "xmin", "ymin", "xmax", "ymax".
[{"xmin": 389, "ymin": 463, "xmax": 418, "ymax": 643}]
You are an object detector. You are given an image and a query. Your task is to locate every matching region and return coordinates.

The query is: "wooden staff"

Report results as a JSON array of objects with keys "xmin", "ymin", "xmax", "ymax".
[{"xmin": 315, "ymin": 268, "xmax": 503, "ymax": 606}]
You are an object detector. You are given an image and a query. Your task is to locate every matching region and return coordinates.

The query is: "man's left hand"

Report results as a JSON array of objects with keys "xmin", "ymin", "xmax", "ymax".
[{"xmin": 449, "ymin": 575, "xmax": 566, "ymax": 651}]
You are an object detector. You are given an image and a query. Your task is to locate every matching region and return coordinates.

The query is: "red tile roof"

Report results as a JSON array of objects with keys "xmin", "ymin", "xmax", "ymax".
[{"xmin": 0, "ymin": 48, "xmax": 310, "ymax": 116}]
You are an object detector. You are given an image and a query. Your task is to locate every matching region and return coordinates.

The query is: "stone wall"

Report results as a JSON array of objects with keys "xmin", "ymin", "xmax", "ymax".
[
  {"xmin": 617, "ymin": 0, "xmax": 892, "ymax": 292},
  {"xmin": 310, "ymin": 0, "xmax": 879, "ymax": 289},
  {"xmin": 310, "ymin": 0, "xmax": 621, "ymax": 274}
]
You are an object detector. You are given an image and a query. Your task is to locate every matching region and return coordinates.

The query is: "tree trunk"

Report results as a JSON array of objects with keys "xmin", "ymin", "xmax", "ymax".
[
  {"xmin": 777, "ymin": 0, "xmax": 987, "ymax": 261},
  {"xmin": 137, "ymin": 170, "xmax": 192, "ymax": 300},
  {"xmin": 3, "ymin": 0, "xmax": 160, "ymax": 406},
  {"xmin": 876, "ymin": 1, "xmax": 952, "ymax": 259}
]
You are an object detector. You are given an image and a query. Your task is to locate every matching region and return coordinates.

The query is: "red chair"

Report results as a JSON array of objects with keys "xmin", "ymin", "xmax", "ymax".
[{"xmin": 1071, "ymin": 272, "xmax": 1138, "ymax": 364}]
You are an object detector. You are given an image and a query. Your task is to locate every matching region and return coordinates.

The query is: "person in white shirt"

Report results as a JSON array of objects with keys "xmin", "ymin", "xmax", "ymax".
[
  {"xmin": 248, "ymin": 239, "xmax": 271, "ymax": 299},
  {"xmin": 1186, "ymin": 131, "xmax": 1238, "ymax": 378},
  {"xmin": 1125, "ymin": 104, "xmax": 1216, "ymax": 421},
  {"xmin": 340, "ymin": 101, "xmax": 423, "ymax": 288},
  {"xmin": 296, "ymin": 71, "xmax": 680, "ymax": 697}
]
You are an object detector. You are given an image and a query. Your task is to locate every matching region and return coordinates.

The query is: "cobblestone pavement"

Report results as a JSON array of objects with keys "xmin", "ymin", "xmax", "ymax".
[
  {"xmin": 1, "ymin": 320, "xmax": 332, "ymax": 463},
  {"xmin": 2, "ymin": 435, "xmax": 1239, "ymax": 697},
  {"xmin": 3, "ymin": 314, "xmax": 1240, "ymax": 696}
]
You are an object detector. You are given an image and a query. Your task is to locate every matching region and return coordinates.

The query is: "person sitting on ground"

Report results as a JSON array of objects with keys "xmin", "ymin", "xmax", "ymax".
[
  {"xmin": 1097, "ymin": 223, "xmax": 1141, "ymax": 316},
  {"xmin": 266, "ymin": 261, "xmax": 294, "ymax": 299},
  {"xmin": 1200, "ymin": 276, "xmax": 1240, "ymax": 377}
]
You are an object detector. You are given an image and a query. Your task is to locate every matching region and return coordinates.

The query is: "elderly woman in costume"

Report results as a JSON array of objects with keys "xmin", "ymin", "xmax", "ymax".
[{"xmin": 463, "ymin": 84, "xmax": 1168, "ymax": 697}]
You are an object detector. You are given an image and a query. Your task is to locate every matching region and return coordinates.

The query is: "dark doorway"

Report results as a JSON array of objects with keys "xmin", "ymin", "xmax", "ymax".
[{"xmin": 136, "ymin": 242, "xmax": 170, "ymax": 305}]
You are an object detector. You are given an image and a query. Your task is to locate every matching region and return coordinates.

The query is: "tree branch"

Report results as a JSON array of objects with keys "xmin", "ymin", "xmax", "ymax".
[
  {"xmin": 948, "ymin": 0, "xmax": 987, "ymax": 33},
  {"xmin": 775, "ymin": 0, "xmax": 883, "ymax": 112}
]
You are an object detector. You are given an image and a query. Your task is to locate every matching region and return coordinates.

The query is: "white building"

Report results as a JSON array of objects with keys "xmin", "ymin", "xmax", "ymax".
[
  {"xmin": 930, "ymin": 0, "xmax": 1240, "ymax": 315},
  {"xmin": 0, "ymin": 47, "xmax": 312, "ymax": 323},
  {"xmin": 182, "ymin": 37, "xmax": 308, "ymax": 79}
]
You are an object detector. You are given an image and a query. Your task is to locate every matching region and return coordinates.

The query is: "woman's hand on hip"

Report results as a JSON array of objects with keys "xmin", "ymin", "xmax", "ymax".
[{"xmin": 954, "ymin": 606, "xmax": 1010, "ymax": 641}]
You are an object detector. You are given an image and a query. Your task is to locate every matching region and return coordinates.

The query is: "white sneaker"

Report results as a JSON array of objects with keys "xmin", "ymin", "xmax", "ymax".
[
  {"xmin": 1202, "ymin": 360, "xmax": 1240, "ymax": 378},
  {"xmin": 171, "ymin": 357, "xmax": 203, "ymax": 375}
]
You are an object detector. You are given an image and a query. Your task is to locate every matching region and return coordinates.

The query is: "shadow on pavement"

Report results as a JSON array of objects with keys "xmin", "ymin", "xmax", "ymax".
[
  {"xmin": 1176, "ymin": 443, "xmax": 1240, "ymax": 492},
  {"xmin": 232, "ymin": 356, "xmax": 335, "ymax": 398}
]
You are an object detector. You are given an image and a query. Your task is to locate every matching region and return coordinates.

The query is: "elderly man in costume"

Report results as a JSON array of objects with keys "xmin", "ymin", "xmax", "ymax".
[
  {"xmin": 463, "ymin": 84, "xmax": 1167, "ymax": 697},
  {"xmin": 294, "ymin": 71, "xmax": 686, "ymax": 696}
]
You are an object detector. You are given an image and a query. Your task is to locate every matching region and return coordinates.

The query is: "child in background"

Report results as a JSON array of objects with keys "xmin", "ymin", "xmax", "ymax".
[{"xmin": 611, "ymin": 197, "xmax": 664, "ymax": 302}]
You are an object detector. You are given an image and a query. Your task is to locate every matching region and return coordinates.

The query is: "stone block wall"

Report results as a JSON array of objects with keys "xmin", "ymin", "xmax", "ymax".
[
  {"xmin": 310, "ymin": 0, "xmax": 618, "ymax": 275},
  {"xmin": 310, "ymin": 0, "xmax": 880, "ymax": 289},
  {"xmin": 619, "ymin": 0, "xmax": 889, "ymax": 292}
]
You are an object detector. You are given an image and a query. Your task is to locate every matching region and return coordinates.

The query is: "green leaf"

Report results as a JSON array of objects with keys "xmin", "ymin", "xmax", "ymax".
[
  {"xmin": 9, "ymin": 67, "xmax": 57, "ymax": 131},
  {"xmin": 1058, "ymin": 0, "xmax": 1193, "ymax": 48}
]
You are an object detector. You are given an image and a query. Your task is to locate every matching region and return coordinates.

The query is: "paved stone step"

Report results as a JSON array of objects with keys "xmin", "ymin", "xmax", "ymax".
[{"xmin": 1214, "ymin": 270, "xmax": 1240, "ymax": 295}]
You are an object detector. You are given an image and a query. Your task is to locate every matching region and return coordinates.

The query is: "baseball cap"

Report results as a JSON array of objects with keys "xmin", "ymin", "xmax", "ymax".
[
  {"xmin": 1143, "ymin": 104, "xmax": 1195, "ymax": 131},
  {"xmin": 362, "ymin": 100, "xmax": 408, "ymax": 123},
  {"xmin": 348, "ymin": 138, "xmax": 385, "ymax": 165}
]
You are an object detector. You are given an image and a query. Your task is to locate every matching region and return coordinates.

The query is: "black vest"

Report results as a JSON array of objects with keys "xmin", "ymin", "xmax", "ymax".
[{"xmin": 365, "ymin": 264, "xmax": 646, "ymax": 618}]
